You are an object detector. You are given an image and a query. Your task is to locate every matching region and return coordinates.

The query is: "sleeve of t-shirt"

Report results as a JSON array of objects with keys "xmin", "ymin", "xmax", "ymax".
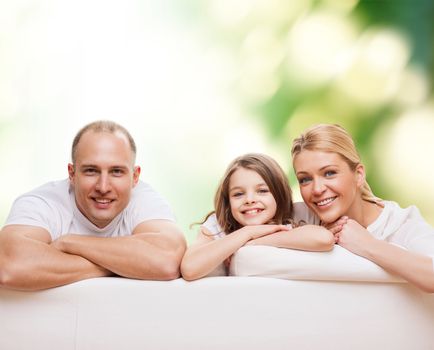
[
  {"xmin": 292, "ymin": 202, "xmax": 320, "ymax": 225},
  {"xmin": 388, "ymin": 218, "xmax": 434, "ymax": 272},
  {"xmin": 201, "ymin": 213, "xmax": 225, "ymax": 238},
  {"xmin": 129, "ymin": 182, "xmax": 176, "ymax": 227},
  {"xmin": 4, "ymin": 194, "xmax": 61, "ymax": 238},
  {"xmin": 389, "ymin": 219, "xmax": 434, "ymax": 258}
]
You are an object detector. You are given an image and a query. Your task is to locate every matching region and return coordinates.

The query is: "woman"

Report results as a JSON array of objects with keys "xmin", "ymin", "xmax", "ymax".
[{"xmin": 291, "ymin": 123, "xmax": 434, "ymax": 292}]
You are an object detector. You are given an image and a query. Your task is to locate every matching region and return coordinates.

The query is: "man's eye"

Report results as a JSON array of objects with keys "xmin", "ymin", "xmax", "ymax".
[
  {"xmin": 84, "ymin": 168, "xmax": 97, "ymax": 175},
  {"xmin": 112, "ymin": 169, "xmax": 125, "ymax": 176}
]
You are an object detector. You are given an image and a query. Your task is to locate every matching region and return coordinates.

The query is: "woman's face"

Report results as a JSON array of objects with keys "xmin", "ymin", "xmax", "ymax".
[{"xmin": 293, "ymin": 150, "xmax": 364, "ymax": 224}]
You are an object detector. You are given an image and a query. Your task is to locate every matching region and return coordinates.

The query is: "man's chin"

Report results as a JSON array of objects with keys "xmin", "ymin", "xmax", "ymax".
[{"xmin": 89, "ymin": 212, "xmax": 116, "ymax": 228}]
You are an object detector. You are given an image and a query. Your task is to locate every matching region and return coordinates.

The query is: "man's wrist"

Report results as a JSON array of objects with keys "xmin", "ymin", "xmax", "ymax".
[{"xmin": 52, "ymin": 234, "xmax": 78, "ymax": 254}]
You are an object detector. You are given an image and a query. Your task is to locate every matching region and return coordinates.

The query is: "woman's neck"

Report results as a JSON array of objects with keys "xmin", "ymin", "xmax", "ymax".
[{"xmin": 346, "ymin": 198, "xmax": 383, "ymax": 228}]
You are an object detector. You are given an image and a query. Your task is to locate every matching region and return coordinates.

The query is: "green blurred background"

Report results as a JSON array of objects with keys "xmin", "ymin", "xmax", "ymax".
[{"xmin": 1, "ymin": 0, "xmax": 433, "ymax": 243}]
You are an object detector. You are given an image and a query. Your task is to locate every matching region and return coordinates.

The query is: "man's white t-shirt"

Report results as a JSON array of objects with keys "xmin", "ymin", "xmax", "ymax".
[{"xmin": 4, "ymin": 179, "xmax": 175, "ymax": 240}]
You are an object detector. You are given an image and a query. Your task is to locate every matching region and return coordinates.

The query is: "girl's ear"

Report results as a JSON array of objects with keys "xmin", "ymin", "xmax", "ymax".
[{"xmin": 355, "ymin": 163, "xmax": 366, "ymax": 188}]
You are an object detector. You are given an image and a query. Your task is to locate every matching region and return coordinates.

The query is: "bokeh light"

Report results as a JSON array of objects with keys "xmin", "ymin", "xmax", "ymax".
[{"xmin": 1, "ymin": 0, "xmax": 433, "ymax": 243}]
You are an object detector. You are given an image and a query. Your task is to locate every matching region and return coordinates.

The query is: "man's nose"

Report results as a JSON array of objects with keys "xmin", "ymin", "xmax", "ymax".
[{"xmin": 95, "ymin": 173, "xmax": 111, "ymax": 193}]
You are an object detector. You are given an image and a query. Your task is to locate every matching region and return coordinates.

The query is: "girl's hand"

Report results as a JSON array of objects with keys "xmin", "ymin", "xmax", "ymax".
[
  {"xmin": 336, "ymin": 219, "xmax": 376, "ymax": 256},
  {"xmin": 240, "ymin": 224, "xmax": 290, "ymax": 241}
]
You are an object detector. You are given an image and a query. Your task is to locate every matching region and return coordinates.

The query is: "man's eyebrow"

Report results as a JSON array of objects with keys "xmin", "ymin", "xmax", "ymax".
[
  {"xmin": 79, "ymin": 164, "xmax": 99, "ymax": 169},
  {"xmin": 110, "ymin": 165, "xmax": 129, "ymax": 169}
]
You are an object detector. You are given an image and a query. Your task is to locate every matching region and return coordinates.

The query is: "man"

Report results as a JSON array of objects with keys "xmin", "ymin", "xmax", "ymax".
[{"xmin": 0, "ymin": 120, "xmax": 186, "ymax": 290}]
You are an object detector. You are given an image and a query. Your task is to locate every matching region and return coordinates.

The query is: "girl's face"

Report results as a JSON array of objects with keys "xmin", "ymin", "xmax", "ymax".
[
  {"xmin": 228, "ymin": 167, "xmax": 277, "ymax": 226},
  {"xmin": 293, "ymin": 150, "xmax": 364, "ymax": 224}
]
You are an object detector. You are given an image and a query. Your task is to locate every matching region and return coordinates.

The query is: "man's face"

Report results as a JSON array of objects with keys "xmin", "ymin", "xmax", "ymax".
[{"xmin": 68, "ymin": 130, "xmax": 140, "ymax": 228}]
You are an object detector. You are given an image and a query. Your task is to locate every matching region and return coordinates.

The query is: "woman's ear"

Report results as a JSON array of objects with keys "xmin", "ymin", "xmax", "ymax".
[{"xmin": 355, "ymin": 164, "xmax": 366, "ymax": 188}]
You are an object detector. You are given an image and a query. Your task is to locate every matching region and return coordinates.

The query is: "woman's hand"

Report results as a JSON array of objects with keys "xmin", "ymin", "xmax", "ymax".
[
  {"xmin": 335, "ymin": 219, "xmax": 376, "ymax": 256},
  {"xmin": 323, "ymin": 216, "xmax": 348, "ymax": 243}
]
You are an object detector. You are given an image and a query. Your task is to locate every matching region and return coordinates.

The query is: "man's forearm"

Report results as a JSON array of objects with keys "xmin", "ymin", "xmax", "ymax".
[
  {"xmin": 0, "ymin": 234, "xmax": 112, "ymax": 291},
  {"xmin": 54, "ymin": 233, "xmax": 184, "ymax": 280}
]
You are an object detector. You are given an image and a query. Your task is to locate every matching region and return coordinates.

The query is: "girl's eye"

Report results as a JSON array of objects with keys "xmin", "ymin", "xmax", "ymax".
[
  {"xmin": 258, "ymin": 188, "xmax": 269, "ymax": 194},
  {"xmin": 325, "ymin": 170, "xmax": 336, "ymax": 177},
  {"xmin": 232, "ymin": 192, "xmax": 243, "ymax": 197}
]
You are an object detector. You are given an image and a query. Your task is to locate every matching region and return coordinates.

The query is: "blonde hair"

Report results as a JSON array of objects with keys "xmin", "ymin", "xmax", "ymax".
[
  {"xmin": 203, "ymin": 153, "xmax": 294, "ymax": 234},
  {"xmin": 291, "ymin": 124, "xmax": 381, "ymax": 204}
]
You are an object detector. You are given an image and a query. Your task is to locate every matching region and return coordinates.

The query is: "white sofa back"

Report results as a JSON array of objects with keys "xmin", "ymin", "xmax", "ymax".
[{"xmin": 1, "ymin": 276, "xmax": 434, "ymax": 350}]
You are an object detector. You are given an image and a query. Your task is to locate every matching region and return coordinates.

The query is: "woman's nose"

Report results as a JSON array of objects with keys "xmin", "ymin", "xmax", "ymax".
[{"xmin": 312, "ymin": 178, "xmax": 326, "ymax": 195}]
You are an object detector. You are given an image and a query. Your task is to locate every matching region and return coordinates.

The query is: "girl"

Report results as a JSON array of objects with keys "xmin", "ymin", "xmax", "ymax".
[
  {"xmin": 181, "ymin": 153, "xmax": 334, "ymax": 281},
  {"xmin": 291, "ymin": 123, "xmax": 434, "ymax": 292}
]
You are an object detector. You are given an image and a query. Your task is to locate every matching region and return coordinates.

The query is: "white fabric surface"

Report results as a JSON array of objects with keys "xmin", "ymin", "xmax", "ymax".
[
  {"xmin": 1, "ymin": 277, "xmax": 434, "ymax": 350},
  {"xmin": 229, "ymin": 245, "xmax": 405, "ymax": 282}
]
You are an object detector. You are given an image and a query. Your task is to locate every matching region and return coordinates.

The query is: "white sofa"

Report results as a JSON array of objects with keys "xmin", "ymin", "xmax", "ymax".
[{"xmin": 1, "ymin": 246, "xmax": 434, "ymax": 350}]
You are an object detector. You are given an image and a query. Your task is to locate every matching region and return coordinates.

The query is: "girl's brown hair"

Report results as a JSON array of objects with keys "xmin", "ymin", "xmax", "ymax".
[
  {"xmin": 204, "ymin": 153, "xmax": 293, "ymax": 234},
  {"xmin": 291, "ymin": 123, "xmax": 381, "ymax": 204}
]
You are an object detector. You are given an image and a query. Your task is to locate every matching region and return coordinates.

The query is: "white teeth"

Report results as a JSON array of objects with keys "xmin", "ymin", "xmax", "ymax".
[
  {"xmin": 244, "ymin": 209, "xmax": 261, "ymax": 214},
  {"xmin": 316, "ymin": 197, "xmax": 335, "ymax": 206},
  {"xmin": 95, "ymin": 198, "xmax": 111, "ymax": 204}
]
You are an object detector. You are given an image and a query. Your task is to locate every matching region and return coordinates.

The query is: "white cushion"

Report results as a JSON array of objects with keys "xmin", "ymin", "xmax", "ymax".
[{"xmin": 229, "ymin": 245, "xmax": 405, "ymax": 283}]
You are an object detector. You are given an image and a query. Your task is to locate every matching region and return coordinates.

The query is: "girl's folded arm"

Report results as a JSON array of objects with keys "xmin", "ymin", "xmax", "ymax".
[{"xmin": 246, "ymin": 225, "xmax": 335, "ymax": 252}]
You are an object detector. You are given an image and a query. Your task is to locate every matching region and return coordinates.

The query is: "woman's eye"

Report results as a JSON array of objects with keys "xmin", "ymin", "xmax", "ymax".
[
  {"xmin": 298, "ymin": 177, "xmax": 311, "ymax": 185},
  {"xmin": 325, "ymin": 170, "xmax": 336, "ymax": 177}
]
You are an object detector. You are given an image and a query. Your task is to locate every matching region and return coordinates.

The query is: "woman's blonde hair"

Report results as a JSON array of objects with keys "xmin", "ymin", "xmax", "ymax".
[
  {"xmin": 203, "ymin": 153, "xmax": 293, "ymax": 234},
  {"xmin": 291, "ymin": 124, "xmax": 381, "ymax": 204}
]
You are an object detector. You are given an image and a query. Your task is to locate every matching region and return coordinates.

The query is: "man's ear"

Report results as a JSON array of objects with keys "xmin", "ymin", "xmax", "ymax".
[
  {"xmin": 132, "ymin": 165, "xmax": 141, "ymax": 186},
  {"xmin": 68, "ymin": 163, "xmax": 75, "ymax": 182},
  {"xmin": 355, "ymin": 163, "xmax": 366, "ymax": 188}
]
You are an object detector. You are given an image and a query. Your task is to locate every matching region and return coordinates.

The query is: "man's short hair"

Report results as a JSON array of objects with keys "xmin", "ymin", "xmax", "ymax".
[{"xmin": 71, "ymin": 120, "xmax": 137, "ymax": 163}]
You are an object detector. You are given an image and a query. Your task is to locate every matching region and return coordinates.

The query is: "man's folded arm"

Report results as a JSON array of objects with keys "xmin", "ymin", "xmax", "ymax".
[
  {"xmin": 0, "ymin": 225, "xmax": 113, "ymax": 291},
  {"xmin": 52, "ymin": 220, "xmax": 187, "ymax": 280}
]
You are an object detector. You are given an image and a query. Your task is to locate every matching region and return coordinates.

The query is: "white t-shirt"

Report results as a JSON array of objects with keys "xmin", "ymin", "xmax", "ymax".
[
  {"xmin": 4, "ymin": 179, "xmax": 175, "ymax": 240},
  {"xmin": 292, "ymin": 201, "xmax": 434, "ymax": 257},
  {"xmin": 367, "ymin": 201, "xmax": 434, "ymax": 259}
]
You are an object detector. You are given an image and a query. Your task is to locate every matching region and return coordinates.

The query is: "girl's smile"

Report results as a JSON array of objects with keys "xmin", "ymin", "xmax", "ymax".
[{"xmin": 228, "ymin": 168, "xmax": 277, "ymax": 226}]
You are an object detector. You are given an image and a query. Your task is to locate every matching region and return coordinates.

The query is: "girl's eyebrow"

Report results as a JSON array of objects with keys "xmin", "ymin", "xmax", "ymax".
[
  {"xmin": 229, "ymin": 182, "xmax": 267, "ymax": 191},
  {"xmin": 229, "ymin": 186, "xmax": 243, "ymax": 192}
]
